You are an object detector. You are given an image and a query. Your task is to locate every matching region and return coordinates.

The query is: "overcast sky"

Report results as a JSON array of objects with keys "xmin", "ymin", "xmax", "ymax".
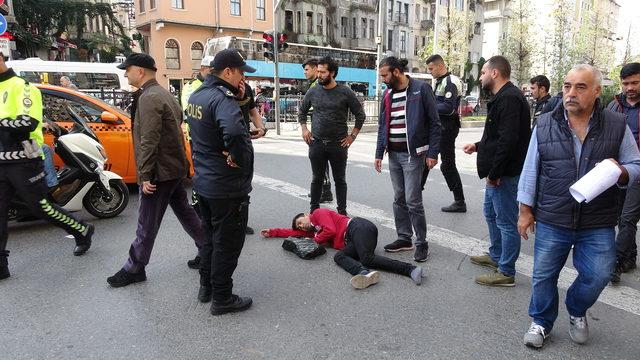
[{"xmin": 616, "ymin": 0, "xmax": 640, "ymax": 61}]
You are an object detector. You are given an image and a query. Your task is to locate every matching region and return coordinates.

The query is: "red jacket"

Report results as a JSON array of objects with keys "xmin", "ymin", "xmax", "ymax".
[{"xmin": 264, "ymin": 208, "xmax": 350, "ymax": 250}]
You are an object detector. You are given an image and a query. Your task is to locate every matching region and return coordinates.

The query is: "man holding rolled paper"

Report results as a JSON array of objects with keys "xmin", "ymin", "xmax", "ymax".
[{"xmin": 517, "ymin": 64, "xmax": 640, "ymax": 349}]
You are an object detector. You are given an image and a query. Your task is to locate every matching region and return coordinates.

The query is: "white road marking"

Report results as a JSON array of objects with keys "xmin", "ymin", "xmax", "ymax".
[{"xmin": 253, "ymin": 173, "xmax": 640, "ymax": 317}]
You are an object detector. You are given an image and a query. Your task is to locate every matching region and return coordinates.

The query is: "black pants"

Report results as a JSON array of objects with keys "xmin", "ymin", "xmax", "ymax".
[
  {"xmin": 198, "ymin": 195, "xmax": 249, "ymax": 303},
  {"xmin": 0, "ymin": 160, "xmax": 90, "ymax": 259},
  {"xmin": 334, "ymin": 217, "xmax": 414, "ymax": 277},
  {"xmin": 616, "ymin": 184, "xmax": 640, "ymax": 262},
  {"xmin": 309, "ymin": 140, "xmax": 347, "ymax": 213},
  {"xmin": 421, "ymin": 122, "xmax": 465, "ymax": 201}
]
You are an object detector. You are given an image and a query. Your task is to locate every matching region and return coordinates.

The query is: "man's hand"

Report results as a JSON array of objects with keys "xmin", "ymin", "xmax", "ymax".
[
  {"xmin": 222, "ymin": 151, "xmax": 240, "ymax": 168},
  {"xmin": 260, "ymin": 229, "xmax": 270, "ymax": 237},
  {"xmin": 374, "ymin": 159, "xmax": 383, "ymax": 173},
  {"xmin": 301, "ymin": 128, "xmax": 312, "ymax": 145},
  {"xmin": 250, "ymin": 128, "xmax": 266, "ymax": 139},
  {"xmin": 427, "ymin": 157, "xmax": 438, "ymax": 169},
  {"xmin": 340, "ymin": 135, "xmax": 355, "ymax": 148},
  {"xmin": 236, "ymin": 79, "xmax": 246, "ymax": 100},
  {"xmin": 486, "ymin": 178, "xmax": 501, "ymax": 187},
  {"xmin": 518, "ymin": 205, "xmax": 536, "ymax": 240},
  {"xmin": 608, "ymin": 158, "xmax": 630, "ymax": 185},
  {"xmin": 463, "ymin": 143, "xmax": 477, "ymax": 154},
  {"xmin": 142, "ymin": 181, "xmax": 156, "ymax": 195}
]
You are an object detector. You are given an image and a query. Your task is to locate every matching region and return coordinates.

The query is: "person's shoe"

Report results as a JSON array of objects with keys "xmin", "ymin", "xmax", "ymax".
[
  {"xmin": 337, "ymin": 209, "xmax": 348, "ymax": 216},
  {"xmin": 410, "ymin": 266, "xmax": 424, "ymax": 285},
  {"xmin": 0, "ymin": 257, "xmax": 9, "ymax": 280},
  {"xmin": 187, "ymin": 255, "xmax": 201, "ymax": 269},
  {"xmin": 245, "ymin": 226, "xmax": 255, "ymax": 235},
  {"xmin": 107, "ymin": 268, "xmax": 147, "ymax": 288},
  {"xmin": 384, "ymin": 239, "xmax": 414, "ymax": 252},
  {"xmin": 524, "ymin": 322, "xmax": 549, "ymax": 348},
  {"xmin": 210, "ymin": 294, "xmax": 252, "ymax": 315},
  {"xmin": 475, "ymin": 270, "xmax": 515, "ymax": 287},
  {"xmin": 470, "ymin": 254, "xmax": 498, "ymax": 269},
  {"xmin": 619, "ymin": 258, "xmax": 637, "ymax": 273},
  {"xmin": 413, "ymin": 244, "xmax": 429, "ymax": 262},
  {"xmin": 611, "ymin": 262, "xmax": 623, "ymax": 284},
  {"xmin": 198, "ymin": 286, "xmax": 212, "ymax": 303},
  {"xmin": 350, "ymin": 270, "xmax": 380, "ymax": 289},
  {"xmin": 441, "ymin": 200, "xmax": 467, "ymax": 213},
  {"xmin": 569, "ymin": 316, "xmax": 589, "ymax": 344},
  {"xmin": 73, "ymin": 224, "xmax": 94, "ymax": 256},
  {"xmin": 319, "ymin": 189, "xmax": 333, "ymax": 203}
]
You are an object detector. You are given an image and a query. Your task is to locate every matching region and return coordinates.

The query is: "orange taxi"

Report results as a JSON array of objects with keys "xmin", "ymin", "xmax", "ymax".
[{"xmin": 36, "ymin": 84, "xmax": 193, "ymax": 184}]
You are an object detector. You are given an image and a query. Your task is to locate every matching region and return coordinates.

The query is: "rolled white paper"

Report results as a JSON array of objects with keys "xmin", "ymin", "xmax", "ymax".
[{"xmin": 569, "ymin": 159, "xmax": 622, "ymax": 203}]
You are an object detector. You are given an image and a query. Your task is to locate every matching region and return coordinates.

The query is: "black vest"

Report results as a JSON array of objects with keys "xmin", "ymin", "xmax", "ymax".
[{"xmin": 535, "ymin": 102, "xmax": 625, "ymax": 229}]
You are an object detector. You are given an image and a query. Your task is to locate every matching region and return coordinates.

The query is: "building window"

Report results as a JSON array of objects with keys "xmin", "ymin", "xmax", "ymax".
[
  {"xmin": 165, "ymin": 39, "xmax": 180, "ymax": 70},
  {"xmin": 455, "ymin": 0, "xmax": 464, "ymax": 11},
  {"xmin": 414, "ymin": 36, "xmax": 419, "ymax": 55},
  {"xmin": 295, "ymin": 11, "xmax": 301, "ymax": 33},
  {"xmin": 400, "ymin": 30, "xmax": 406, "ymax": 52},
  {"xmin": 416, "ymin": 4, "xmax": 420, "ymax": 21},
  {"xmin": 341, "ymin": 17, "xmax": 348, "ymax": 38},
  {"xmin": 191, "ymin": 41, "xmax": 204, "ymax": 70},
  {"xmin": 171, "ymin": 0, "xmax": 184, "ymax": 9},
  {"xmin": 352, "ymin": 17, "xmax": 357, "ymax": 39},
  {"xmin": 361, "ymin": 18, "xmax": 367, "ymax": 38},
  {"xmin": 474, "ymin": 22, "xmax": 481, "ymax": 35},
  {"xmin": 139, "ymin": 0, "xmax": 145, "ymax": 12},
  {"xmin": 387, "ymin": 29, "xmax": 393, "ymax": 50},
  {"xmin": 306, "ymin": 12, "xmax": 313, "ymax": 33},
  {"xmin": 285, "ymin": 11, "xmax": 294, "ymax": 32},
  {"xmin": 317, "ymin": 14, "xmax": 324, "ymax": 35},
  {"xmin": 256, "ymin": 0, "xmax": 266, "ymax": 20},
  {"xmin": 369, "ymin": 19, "xmax": 375, "ymax": 39},
  {"xmin": 403, "ymin": 3, "xmax": 409, "ymax": 23},
  {"xmin": 150, "ymin": 0, "xmax": 156, "ymax": 9},
  {"xmin": 230, "ymin": 0, "xmax": 240, "ymax": 16},
  {"xmin": 422, "ymin": 36, "xmax": 426, "ymax": 47},
  {"xmin": 387, "ymin": 0, "xmax": 393, "ymax": 21}
]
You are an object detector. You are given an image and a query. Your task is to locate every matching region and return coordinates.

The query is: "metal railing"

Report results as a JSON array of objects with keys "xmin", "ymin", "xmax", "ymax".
[
  {"xmin": 263, "ymin": 95, "xmax": 380, "ymax": 124},
  {"xmin": 84, "ymin": 88, "xmax": 133, "ymax": 113}
]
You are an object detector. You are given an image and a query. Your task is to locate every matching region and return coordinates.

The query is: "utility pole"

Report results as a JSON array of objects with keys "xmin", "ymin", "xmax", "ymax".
[
  {"xmin": 273, "ymin": 0, "xmax": 283, "ymax": 135},
  {"xmin": 433, "ymin": 1, "xmax": 439, "ymax": 54},
  {"xmin": 375, "ymin": 0, "xmax": 386, "ymax": 99}
]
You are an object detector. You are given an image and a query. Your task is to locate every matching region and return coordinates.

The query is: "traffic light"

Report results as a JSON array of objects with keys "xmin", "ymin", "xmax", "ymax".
[
  {"xmin": 278, "ymin": 33, "xmax": 289, "ymax": 52},
  {"xmin": 262, "ymin": 31, "xmax": 275, "ymax": 62}
]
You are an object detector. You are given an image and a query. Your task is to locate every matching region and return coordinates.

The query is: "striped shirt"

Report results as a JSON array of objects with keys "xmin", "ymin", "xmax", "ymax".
[{"xmin": 388, "ymin": 89, "xmax": 408, "ymax": 152}]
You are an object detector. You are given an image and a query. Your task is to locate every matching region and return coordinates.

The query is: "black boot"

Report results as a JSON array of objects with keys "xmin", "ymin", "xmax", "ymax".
[
  {"xmin": 0, "ymin": 252, "xmax": 10, "ymax": 280},
  {"xmin": 74, "ymin": 223, "xmax": 94, "ymax": 256},
  {"xmin": 187, "ymin": 255, "xmax": 201, "ymax": 269},
  {"xmin": 210, "ymin": 294, "xmax": 252, "ymax": 315},
  {"xmin": 198, "ymin": 286, "xmax": 212, "ymax": 303},
  {"xmin": 441, "ymin": 200, "xmax": 467, "ymax": 213}
]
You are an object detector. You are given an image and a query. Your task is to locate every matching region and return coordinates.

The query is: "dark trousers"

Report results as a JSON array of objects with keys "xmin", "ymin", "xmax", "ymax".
[
  {"xmin": 334, "ymin": 217, "xmax": 415, "ymax": 277},
  {"xmin": 124, "ymin": 178, "xmax": 203, "ymax": 273},
  {"xmin": 421, "ymin": 122, "xmax": 465, "ymax": 201},
  {"xmin": 0, "ymin": 160, "xmax": 91, "ymax": 259},
  {"xmin": 616, "ymin": 183, "xmax": 640, "ymax": 262},
  {"xmin": 198, "ymin": 195, "xmax": 249, "ymax": 303},
  {"xmin": 309, "ymin": 140, "xmax": 347, "ymax": 213}
]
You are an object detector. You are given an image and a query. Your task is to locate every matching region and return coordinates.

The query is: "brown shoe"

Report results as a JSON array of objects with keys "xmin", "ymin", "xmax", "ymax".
[{"xmin": 470, "ymin": 254, "xmax": 498, "ymax": 269}]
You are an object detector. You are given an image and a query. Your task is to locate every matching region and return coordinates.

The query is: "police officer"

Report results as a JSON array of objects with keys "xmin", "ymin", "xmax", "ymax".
[
  {"xmin": 0, "ymin": 52, "xmax": 94, "ymax": 280},
  {"xmin": 186, "ymin": 49, "xmax": 255, "ymax": 315},
  {"xmin": 181, "ymin": 56, "xmax": 214, "ymax": 108},
  {"xmin": 529, "ymin": 75, "xmax": 551, "ymax": 128},
  {"xmin": 424, "ymin": 54, "xmax": 466, "ymax": 212}
]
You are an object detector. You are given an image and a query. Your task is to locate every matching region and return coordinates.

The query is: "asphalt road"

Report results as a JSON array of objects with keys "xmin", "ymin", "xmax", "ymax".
[{"xmin": 1, "ymin": 128, "xmax": 639, "ymax": 359}]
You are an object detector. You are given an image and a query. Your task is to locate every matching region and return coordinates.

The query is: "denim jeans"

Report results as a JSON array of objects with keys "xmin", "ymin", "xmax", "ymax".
[
  {"xmin": 309, "ymin": 139, "xmax": 347, "ymax": 213},
  {"xmin": 42, "ymin": 144, "xmax": 58, "ymax": 188},
  {"xmin": 483, "ymin": 175, "xmax": 520, "ymax": 276},
  {"xmin": 616, "ymin": 182, "xmax": 640, "ymax": 262},
  {"xmin": 529, "ymin": 221, "xmax": 616, "ymax": 331},
  {"xmin": 388, "ymin": 151, "xmax": 427, "ymax": 245}
]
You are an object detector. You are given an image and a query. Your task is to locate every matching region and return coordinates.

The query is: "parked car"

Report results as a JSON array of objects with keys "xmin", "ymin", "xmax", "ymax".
[
  {"xmin": 37, "ymin": 84, "xmax": 193, "ymax": 184},
  {"xmin": 464, "ymin": 96, "xmax": 479, "ymax": 112}
]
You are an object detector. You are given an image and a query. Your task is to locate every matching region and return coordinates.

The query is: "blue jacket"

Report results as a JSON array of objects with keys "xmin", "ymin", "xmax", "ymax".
[
  {"xmin": 375, "ymin": 77, "xmax": 441, "ymax": 159},
  {"xmin": 608, "ymin": 94, "xmax": 640, "ymax": 148},
  {"xmin": 186, "ymin": 75, "xmax": 254, "ymax": 199}
]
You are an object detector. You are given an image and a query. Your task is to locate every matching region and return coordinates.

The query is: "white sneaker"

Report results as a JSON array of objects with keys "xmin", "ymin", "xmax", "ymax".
[
  {"xmin": 523, "ymin": 322, "xmax": 548, "ymax": 348},
  {"xmin": 569, "ymin": 316, "xmax": 589, "ymax": 344},
  {"xmin": 350, "ymin": 270, "xmax": 380, "ymax": 289}
]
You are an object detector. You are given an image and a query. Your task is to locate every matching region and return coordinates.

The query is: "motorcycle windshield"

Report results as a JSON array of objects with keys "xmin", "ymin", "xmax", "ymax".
[{"xmin": 66, "ymin": 106, "xmax": 100, "ymax": 142}]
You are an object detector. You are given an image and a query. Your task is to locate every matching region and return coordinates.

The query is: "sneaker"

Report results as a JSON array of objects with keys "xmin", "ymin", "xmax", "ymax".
[
  {"xmin": 410, "ymin": 266, "xmax": 424, "ymax": 285},
  {"xmin": 569, "ymin": 316, "xmax": 589, "ymax": 344},
  {"xmin": 441, "ymin": 200, "xmax": 467, "ymax": 213},
  {"xmin": 245, "ymin": 226, "xmax": 255, "ymax": 235},
  {"xmin": 413, "ymin": 244, "xmax": 429, "ymax": 262},
  {"xmin": 384, "ymin": 239, "xmax": 414, "ymax": 252},
  {"xmin": 470, "ymin": 254, "xmax": 498, "ymax": 269},
  {"xmin": 350, "ymin": 270, "xmax": 380, "ymax": 289},
  {"xmin": 187, "ymin": 255, "xmax": 201, "ymax": 269},
  {"xmin": 198, "ymin": 286, "xmax": 212, "ymax": 303},
  {"xmin": 210, "ymin": 294, "xmax": 252, "ymax": 315},
  {"xmin": 523, "ymin": 322, "xmax": 548, "ymax": 348},
  {"xmin": 107, "ymin": 268, "xmax": 147, "ymax": 288},
  {"xmin": 475, "ymin": 270, "xmax": 515, "ymax": 287},
  {"xmin": 73, "ymin": 223, "xmax": 94, "ymax": 256}
]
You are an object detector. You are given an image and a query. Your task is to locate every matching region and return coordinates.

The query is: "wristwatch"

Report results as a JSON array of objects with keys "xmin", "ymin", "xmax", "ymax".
[{"xmin": 350, "ymin": 134, "xmax": 356, "ymax": 140}]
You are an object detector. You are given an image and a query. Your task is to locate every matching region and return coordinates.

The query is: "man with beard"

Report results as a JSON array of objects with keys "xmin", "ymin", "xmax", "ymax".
[
  {"xmin": 463, "ymin": 55, "xmax": 531, "ymax": 287},
  {"xmin": 529, "ymin": 75, "xmax": 552, "ymax": 128},
  {"xmin": 374, "ymin": 57, "xmax": 441, "ymax": 262},
  {"xmin": 608, "ymin": 62, "xmax": 640, "ymax": 283},
  {"xmin": 298, "ymin": 57, "xmax": 366, "ymax": 216}
]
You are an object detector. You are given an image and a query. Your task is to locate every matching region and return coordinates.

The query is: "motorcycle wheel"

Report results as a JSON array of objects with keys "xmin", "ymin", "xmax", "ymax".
[{"xmin": 83, "ymin": 180, "xmax": 129, "ymax": 219}]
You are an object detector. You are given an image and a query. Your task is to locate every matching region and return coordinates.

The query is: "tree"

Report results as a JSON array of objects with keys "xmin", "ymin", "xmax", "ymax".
[
  {"xmin": 570, "ymin": 2, "xmax": 614, "ymax": 72},
  {"xmin": 420, "ymin": 3, "xmax": 470, "ymax": 77},
  {"xmin": 549, "ymin": 0, "xmax": 574, "ymax": 92},
  {"xmin": 499, "ymin": 0, "xmax": 535, "ymax": 86},
  {"xmin": 12, "ymin": 0, "xmax": 131, "ymax": 60}
]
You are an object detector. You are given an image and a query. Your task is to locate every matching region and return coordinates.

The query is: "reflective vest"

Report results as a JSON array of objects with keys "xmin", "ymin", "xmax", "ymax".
[
  {"xmin": 181, "ymin": 78, "xmax": 203, "ymax": 142},
  {"xmin": 0, "ymin": 70, "xmax": 44, "ymax": 162}
]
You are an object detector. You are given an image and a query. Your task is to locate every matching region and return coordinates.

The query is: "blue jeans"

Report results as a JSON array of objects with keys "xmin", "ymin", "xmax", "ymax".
[
  {"xmin": 483, "ymin": 175, "xmax": 520, "ymax": 276},
  {"xmin": 388, "ymin": 151, "xmax": 427, "ymax": 245},
  {"xmin": 42, "ymin": 144, "xmax": 58, "ymax": 188},
  {"xmin": 529, "ymin": 221, "xmax": 616, "ymax": 331}
]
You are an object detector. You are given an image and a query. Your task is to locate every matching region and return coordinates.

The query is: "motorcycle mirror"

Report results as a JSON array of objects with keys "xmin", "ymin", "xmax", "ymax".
[{"xmin": 100, "ymin": 111, "xmax": 120, "ymax": 124}]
